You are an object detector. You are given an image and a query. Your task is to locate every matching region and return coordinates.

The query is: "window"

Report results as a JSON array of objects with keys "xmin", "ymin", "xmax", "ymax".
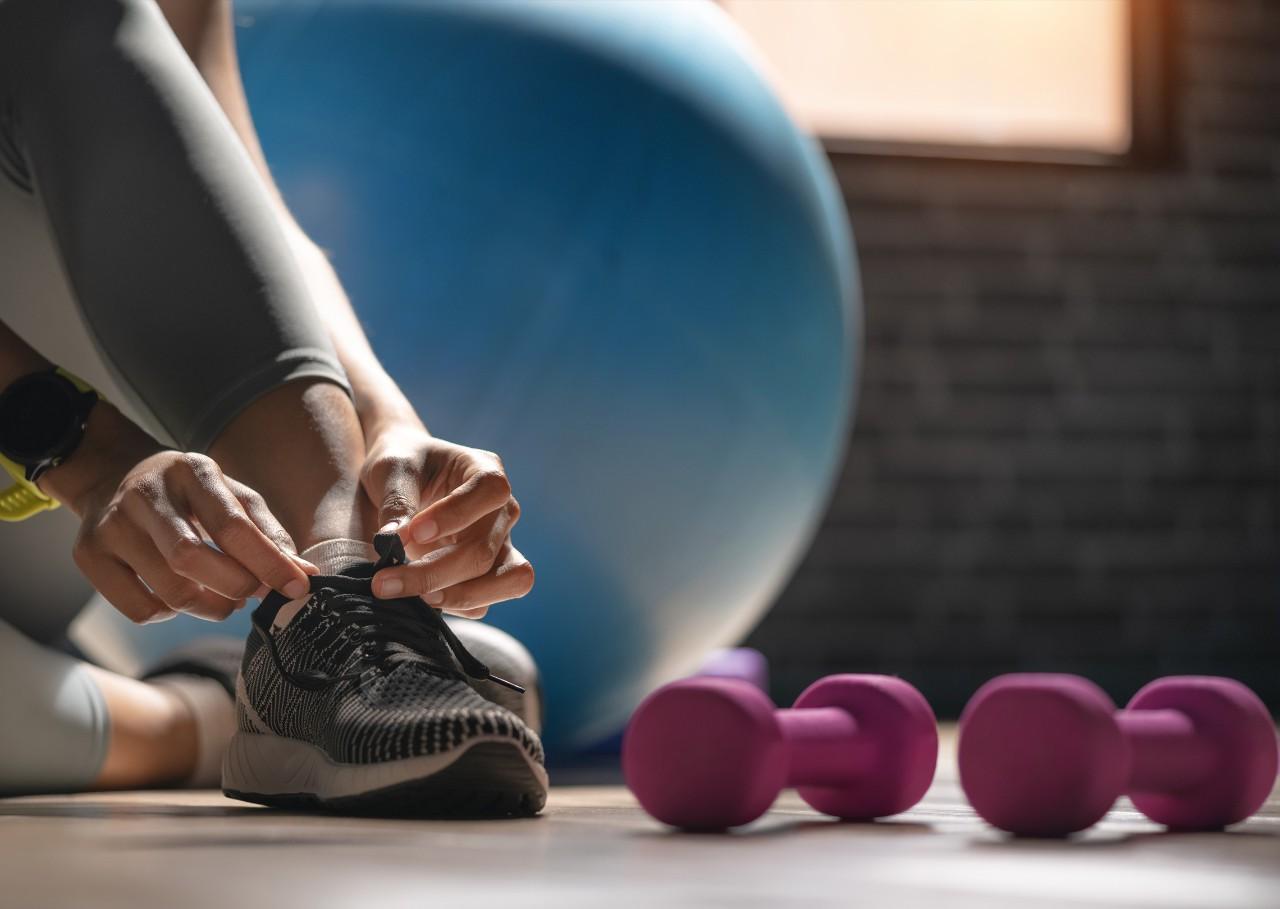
[{"xmin": 721, "ymin": 0, "xmax": 1167, "ymax": 164}]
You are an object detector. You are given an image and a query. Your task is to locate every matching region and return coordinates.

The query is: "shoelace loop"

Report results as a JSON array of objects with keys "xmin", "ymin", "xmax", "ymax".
[{"xmin": 252, "ymin": 532, "xmax": 524, "ymax": 694}]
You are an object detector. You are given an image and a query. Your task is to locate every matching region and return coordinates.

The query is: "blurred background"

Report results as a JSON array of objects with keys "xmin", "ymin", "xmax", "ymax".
[{"xmin": 731, "ymin": 0, "xmax": 1280, "ymax": 716}]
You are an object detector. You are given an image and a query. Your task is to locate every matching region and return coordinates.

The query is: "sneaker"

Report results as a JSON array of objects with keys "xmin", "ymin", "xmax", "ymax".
[{"xmin": 221, "ymin": 533, "xmax": 548, "ymax": 817}]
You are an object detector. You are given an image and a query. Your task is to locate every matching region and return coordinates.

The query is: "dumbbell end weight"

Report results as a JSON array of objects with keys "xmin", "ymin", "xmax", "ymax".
[
  {"xmin": 1125, "ymin": 676, "xmax": 1277, "ymax": 831},
  {"xmin": 623, "ymin": 677, "xmax": 785, "ymax": 830},
  {"xmin": 958, "ymin": 674, "xmax": 1127, "ymax": 837}
]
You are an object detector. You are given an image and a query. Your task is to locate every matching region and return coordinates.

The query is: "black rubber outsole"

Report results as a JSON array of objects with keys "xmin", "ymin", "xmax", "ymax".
[{"xmin": 224, "ymin": 742, "xmax": 547, "ymax": 819}]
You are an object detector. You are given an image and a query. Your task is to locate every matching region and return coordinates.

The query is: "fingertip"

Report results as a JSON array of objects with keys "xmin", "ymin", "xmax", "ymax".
[{"xmin": 410, "ymin": 516, "xmax": 440, "ymax": 544}]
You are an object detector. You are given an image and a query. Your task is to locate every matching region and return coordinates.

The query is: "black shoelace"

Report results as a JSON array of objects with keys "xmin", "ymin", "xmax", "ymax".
[{"xmin": 251, "ymin": 532, "xmax": 523, "ymax": 694}]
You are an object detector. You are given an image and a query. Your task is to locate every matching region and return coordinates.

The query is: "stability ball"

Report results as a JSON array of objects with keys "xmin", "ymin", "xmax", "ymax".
[{"xmin": 234, "ymin": 0, "xmax": 860, "ymax": 751}]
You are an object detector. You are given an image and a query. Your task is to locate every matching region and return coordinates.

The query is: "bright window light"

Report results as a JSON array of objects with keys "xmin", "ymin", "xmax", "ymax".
[{"xmin": 721, "ymin": 0, "xmax": 1132, "ymax": 155}]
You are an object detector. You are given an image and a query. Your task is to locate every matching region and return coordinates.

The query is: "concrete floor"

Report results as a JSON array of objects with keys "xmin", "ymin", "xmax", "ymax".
[{"xmin": 1, "ymin": 730, "xmax": 1276, "ymax": 909}]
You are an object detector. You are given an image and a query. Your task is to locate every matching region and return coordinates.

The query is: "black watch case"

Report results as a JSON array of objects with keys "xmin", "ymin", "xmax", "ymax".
[{"xmin": 0, "ymin": 369, "xmax": 98, "ymax": 483}]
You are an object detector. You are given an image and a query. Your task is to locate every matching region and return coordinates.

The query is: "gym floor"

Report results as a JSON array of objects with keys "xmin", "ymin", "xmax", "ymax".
[{"xmin": 2, "ymin": 728, "xmax": 1276, "ymax": 908}]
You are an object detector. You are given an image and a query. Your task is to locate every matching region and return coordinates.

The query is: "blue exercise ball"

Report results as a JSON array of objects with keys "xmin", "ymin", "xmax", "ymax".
[{"xmin": 234, "ymin": 0, "xmax": 860, "ymax": 751}]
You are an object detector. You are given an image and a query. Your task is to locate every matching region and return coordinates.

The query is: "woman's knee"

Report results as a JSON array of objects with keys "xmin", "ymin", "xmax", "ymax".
[{"xmin": 0, "ymin": 619, "xmax": 109, "ymax": 795}]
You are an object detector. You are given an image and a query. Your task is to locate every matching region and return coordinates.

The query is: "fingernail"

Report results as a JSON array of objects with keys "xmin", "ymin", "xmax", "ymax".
[
  {"xmin": 379, "ymin": 520, "xmax": 403, "ymax": 535},
  {"xmin": 378, "ymin": 577, "xmax": 404, "ymax": 597},
  {"xmin": 412, "ymin": 519, "xmax": 439, "ymax": 544},
  {"xmin": 423, "ymin": 591, "xmax": 443, "ymax": 605},
  {"xmin": 292, "ymin": 555, "xmax": 319, "ymax": 574},
  {"xmin": 284, "ymin": 579, "xmax": 308, "ymax": 599}
]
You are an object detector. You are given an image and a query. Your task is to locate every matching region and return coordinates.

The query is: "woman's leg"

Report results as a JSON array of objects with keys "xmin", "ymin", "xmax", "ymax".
[
  {"xmin": 0, "ymin": 0, "xmax": 375, "ymax": 791},
  {"xmin": 0, "ymin": 617, "xmax": 201, "ymax": 793},
  {"xmin": 0, "ymin": 0, "xmax": 373, "ymax": 548}
]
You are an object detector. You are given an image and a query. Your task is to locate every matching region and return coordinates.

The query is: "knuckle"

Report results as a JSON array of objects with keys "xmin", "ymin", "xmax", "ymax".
[
  {"xmin": 99, "ymin": 504, "xmax": 128, "ymax": 532},
  {"xmin": 381, "ymin": 491, "xmax": 415, "ymax": 516},
  {"xmin": 166, "ymin": 536, "xmax": 205, "ymax": 572},
  {"xmin": 415, "ymin": 568, "xmax": 443, "ymax": 595},
  {"xmin": 209, "ymin": 511, "xmax": 254, "ymax": 542},
  {"xmin": 472, "ymin": 542, "xmax": 500, "ymax": 576},
  {"xmin": 121, "ymin": 479, "xmax": 159, "ymax": 508},
  {"xmin": 179, "ymin": 451, "xmax": 213, "ymax": 473},
  {"xmin": 477, "ymin": 469, "xmax": 511, "ymax": 498},
  {"xmin": 507, "ymin": 497, "xmax": 521, "ymax": 522},
  {"xmin": 237, "ymin": 485, "xmax": 267, "ymax": 508},
  {"xmin": 163, "ymin": 580, "xmax": 201, "ymax": 606}
]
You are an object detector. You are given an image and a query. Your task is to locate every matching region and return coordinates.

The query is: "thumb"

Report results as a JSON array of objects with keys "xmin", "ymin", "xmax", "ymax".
[{"xmin": 372, "ymin": 460, "xmax": 422, "ymax": 535}]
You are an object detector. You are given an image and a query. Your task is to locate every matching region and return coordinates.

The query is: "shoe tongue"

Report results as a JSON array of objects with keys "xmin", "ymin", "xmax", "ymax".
[{"xmin": 271, "ymin": 539, "xmax": 378, "ymax": 631}]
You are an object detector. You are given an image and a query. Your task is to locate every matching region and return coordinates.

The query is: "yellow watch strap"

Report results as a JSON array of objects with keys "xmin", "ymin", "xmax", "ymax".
[
  {"xmin": 0, "ymin": 367, "xmax": 102, "ymax": 521},
  {"xmin": 0, "ymin": 450, "xmax": 59, "ymax": 521}
]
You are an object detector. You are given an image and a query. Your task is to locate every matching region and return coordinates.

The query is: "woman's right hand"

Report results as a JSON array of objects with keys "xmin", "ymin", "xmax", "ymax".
[{"xmin": 42, "ymin": 404, "xmax": 315, "ymax": 623}]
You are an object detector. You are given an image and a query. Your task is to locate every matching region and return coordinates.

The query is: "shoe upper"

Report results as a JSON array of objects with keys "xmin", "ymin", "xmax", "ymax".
[{"xmin": 237, "ymin": 537, "xmax": 545, "ymax": 768}]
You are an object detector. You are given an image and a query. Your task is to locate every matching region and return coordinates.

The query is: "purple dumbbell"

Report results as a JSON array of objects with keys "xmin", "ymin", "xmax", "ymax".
[
  {"xmin": 959, "ymin": 674, "xmax": 1279, "ymax": 837},
  {"xmin": 623, "ymin": 674, "xmax": 938, "ymax": 829}
]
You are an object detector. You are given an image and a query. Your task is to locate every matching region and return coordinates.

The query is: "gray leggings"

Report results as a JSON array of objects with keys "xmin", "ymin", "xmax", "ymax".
[{"xmin": 0, "ymin": 0, "xmax": 352, "ymax": 792}]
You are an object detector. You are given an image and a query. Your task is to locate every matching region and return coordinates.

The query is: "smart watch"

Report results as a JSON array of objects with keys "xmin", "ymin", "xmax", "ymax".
[{"xmin": 0, "ymin": 367, "xmax": 101, "ymax": 521}]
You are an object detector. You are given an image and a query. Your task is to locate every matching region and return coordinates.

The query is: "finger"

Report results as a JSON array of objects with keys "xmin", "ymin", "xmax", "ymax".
[
  {"xmin": 74, "ymin": 544, "xmax": 177, "ymax": 625},
  {"xmin": 367, "ymin": 456, "xmax": 422, "ymax": 534},
  {"xmin": 227, "ymin": 478, "xmax": 318, "ymax": 576},
  {"xmin": 172, "ymin": 457, "xmax": 310, "ymax": 599},
  {"xmin": 113, "ymin": 519, "xmax": 242, "ymax": 621},
  {"xmin": 376, "ymin": 503, "xmax": 517, "ymax": 598},
  {"xmin": 430, "ymin": 544, "xmax": 535, "ymax": 615},
  {"xmin": 405, "ymin": 458, "xmax": 511, "ymax": 545},
  {"xmin": 119, "ymin": 483, "xmax": 262, "ymax": 600}
]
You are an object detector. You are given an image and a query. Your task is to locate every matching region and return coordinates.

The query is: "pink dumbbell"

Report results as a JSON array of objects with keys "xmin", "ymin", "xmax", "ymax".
[
  {"xmin": 959, "ymin": 674, "xmax": 1279, "ymax": 837},
  {"xmin": 623, "ymin": 674, "xmax": 938, "ymax": 829}
]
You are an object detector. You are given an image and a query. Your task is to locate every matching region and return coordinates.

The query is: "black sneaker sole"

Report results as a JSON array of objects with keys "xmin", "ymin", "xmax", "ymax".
[{"xmin": 224, "ymin": 740, "xmax": 547, "ymax": 819}]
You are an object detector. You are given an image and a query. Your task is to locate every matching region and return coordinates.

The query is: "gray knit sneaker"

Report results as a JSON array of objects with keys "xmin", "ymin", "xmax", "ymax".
[{"xmin": 221, "ymin": 534, "xmax": 547, "ymax": 817}]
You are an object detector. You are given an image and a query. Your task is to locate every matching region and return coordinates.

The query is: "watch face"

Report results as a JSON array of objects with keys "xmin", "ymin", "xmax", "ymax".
[{"xmin": 0, "ymin": 373, "xmax": 82, "ymax": 463}]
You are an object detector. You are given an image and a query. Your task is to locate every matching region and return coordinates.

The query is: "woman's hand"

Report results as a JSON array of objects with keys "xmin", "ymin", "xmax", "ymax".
[
  {"xmin": 45, "ymin": 405, "xmax": 315, "ymax": 624},
  {"xmin": 360, "ymin": 422, "xmax": 534, "ymax": 619}
]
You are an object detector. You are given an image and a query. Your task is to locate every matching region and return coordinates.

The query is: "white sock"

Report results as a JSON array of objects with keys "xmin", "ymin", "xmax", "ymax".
[
  {"xmin": 271, "ymin": 538, "xmax": 377, "ymax": 630},
  {"xmin": 152, "ymin": 675, "xmax": 235, "ymax": 788}
]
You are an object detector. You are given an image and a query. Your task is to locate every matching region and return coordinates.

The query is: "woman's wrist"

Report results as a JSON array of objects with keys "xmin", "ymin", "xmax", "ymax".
[
  {"xmin": 359, "ymin": 389, "xmax": 427, "ymax": 441},
  {"xmin": 38, "ymin": 402, "xmax": 163, "ymax": 516}
]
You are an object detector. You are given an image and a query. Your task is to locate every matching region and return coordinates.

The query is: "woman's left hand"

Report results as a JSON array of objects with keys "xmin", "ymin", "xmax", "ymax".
[{"xmin": 359, "ymin": 422, "xmax": 534, "ymax": 618}]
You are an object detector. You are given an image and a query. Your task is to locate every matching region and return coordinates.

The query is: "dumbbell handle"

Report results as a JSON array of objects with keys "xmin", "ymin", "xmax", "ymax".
[
  {"xmin": 776, "ymin": 707, "xmax": 872, "ymax": 787},
  {"xmin": 1118, "ymin": 709, "xmax": 1217, "ymax": 793}
]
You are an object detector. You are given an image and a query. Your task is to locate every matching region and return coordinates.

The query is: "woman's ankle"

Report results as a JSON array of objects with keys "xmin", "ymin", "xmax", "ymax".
[{"xmin": 85, "ymin": 667, "xmax": 198, "ymax": 790}]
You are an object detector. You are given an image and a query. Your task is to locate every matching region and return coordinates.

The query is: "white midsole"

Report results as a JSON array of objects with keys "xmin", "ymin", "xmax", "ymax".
[{"xmin": 222, "ymin": 731, "xmax": 549, "ymax": 801}]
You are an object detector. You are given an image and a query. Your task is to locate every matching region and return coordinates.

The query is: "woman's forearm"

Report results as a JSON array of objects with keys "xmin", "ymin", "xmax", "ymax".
[{"xmin": 282, "ymin": 226, "xmax": 425, "ymax": 437}]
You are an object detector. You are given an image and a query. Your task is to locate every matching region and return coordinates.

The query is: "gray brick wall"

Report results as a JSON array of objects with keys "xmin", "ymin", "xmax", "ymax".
[{"xmin": 747, "ymin": 0, "xmax": 1280, "ymax": 716}]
